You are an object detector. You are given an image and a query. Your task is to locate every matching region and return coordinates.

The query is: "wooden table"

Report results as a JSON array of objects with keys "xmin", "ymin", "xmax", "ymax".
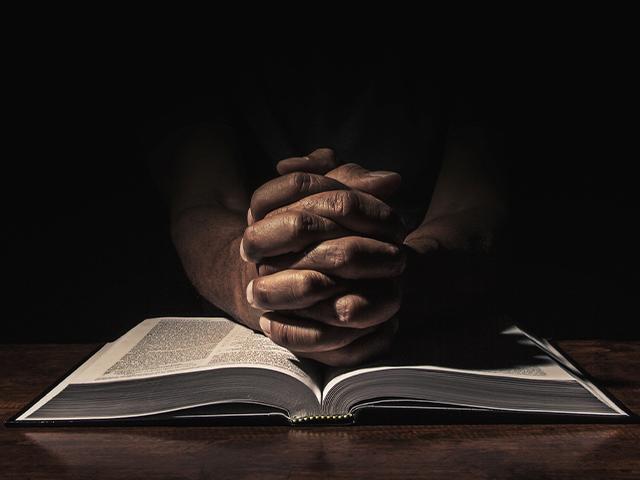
[{"xmin": 1, "ymin": 342, "xmax": 638, "ymax": 479}]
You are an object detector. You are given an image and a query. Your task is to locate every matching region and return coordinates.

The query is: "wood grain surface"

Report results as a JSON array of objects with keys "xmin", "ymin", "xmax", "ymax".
[{"xmin": 1, "ymin": 341, "xmax": 638, "ymax": 479}]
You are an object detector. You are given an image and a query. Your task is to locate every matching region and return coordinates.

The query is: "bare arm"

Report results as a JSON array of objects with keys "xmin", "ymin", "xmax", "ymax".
[
  {"xmin": 403, "ymin": 125, "xmax": 507, "ymax": 312},
  {"xmin": 151, "ymin": 124, "xmax": 261, "ymax": 329},
  {"xmin": 152, "ymin": 119, "xmax": 505, "ymax": 364}
]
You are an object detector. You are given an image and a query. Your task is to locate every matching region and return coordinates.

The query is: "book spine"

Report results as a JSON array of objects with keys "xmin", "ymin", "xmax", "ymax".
[{"xmin": 291, "ymin": 413, "xmax": 355, "ymax": 426}]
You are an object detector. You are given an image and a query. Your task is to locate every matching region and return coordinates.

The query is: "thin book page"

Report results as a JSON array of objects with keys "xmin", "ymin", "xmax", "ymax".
[
  {"xmin": 322, "ymin": 326, "xmax": 612, "ymax": 405},
  {"xmin": 17, "ymin": 342, "xmax": 114, "ymax": 421},
  {"xmin": 516, "ymin": 328, "xmax": 627, "ymax": 416},
  {"xmin": 19, "ymin": 317, "xmax": 321, "ymax": 420},
  {"xmin": 81, "ymin": 318, "xmax": 321, "ymax": 395},
  {"xmin": 324, "ymin": 327, "xmax": 575, "ymax": 395}
]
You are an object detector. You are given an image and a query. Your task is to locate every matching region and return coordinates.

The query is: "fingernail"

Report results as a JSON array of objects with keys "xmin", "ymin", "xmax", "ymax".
[
  {"xmin": 239, "ymin": 238, "xmax": 249, "ymax": 262},
  {"xmin": 368, "ymin": 170, "xmax": 398, "ymax": 178},
  {"xmin": 259, "ymin": 316, "xmax": 271, "ymax": 336},
  {"xmin": 247, "ymin": 208, "xmax": 254, "ymax": 225},
  {"xmin": 246, "ymin": 280, "xmax": 255, "ymax": 306}
]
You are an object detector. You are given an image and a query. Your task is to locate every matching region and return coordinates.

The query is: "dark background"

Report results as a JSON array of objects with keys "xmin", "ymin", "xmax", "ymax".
[{"xmin": 5, "ymin": 33, "xmax": 636, "ymax": 342}]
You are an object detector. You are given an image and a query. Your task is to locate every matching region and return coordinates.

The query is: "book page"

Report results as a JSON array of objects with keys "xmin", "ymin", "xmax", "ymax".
[
  {"xmin": 320, "ymin": 325, "xmax": 624, "ymax": 416},
  {"xmin": 516, "ymin": 328, "xmax": 627, "ymax": 415},
  {"xmin": 88, "ymin": 318, "xmax": 318, "ymax": 384},
  {"xmin": 19, "ymin": 317, "xmax": 322, "ymax": 420},
  {"xmin": 323, "ymin": 326, "xmax": 582, "ymax": 395},
  {"xmin": 57, "ymin": 317, "xmax": 319, "ymax": 393}
]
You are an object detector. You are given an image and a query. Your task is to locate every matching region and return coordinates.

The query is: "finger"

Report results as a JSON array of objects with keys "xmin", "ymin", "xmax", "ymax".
[
  {"xmin": 241, "ymin": 210, "xmax": 351, "ymax": 263},
  {"xmin": 284, "ymin": 280, "xmax": 402, "ymax": 329},
  {"xmin": 326, "ymin": 163, "xmax": 402, "ymax": 200},
  {"xmin": 294, "ymin": 317, "xmax": 399, "ymax": 367},
  {"xmin": 259, "ymin": 311, "xmax": 375, "ymax": 353},
  {"xmin": 265, "ymin": 189, "xmax": 406, "ymax": 244},
  {"xmin": 276, "ymin": 148, "xmax": 340, "ymax": 175},
  {"xmin": 249, "ymin": 171, "xmax": 348, "ymax": 224},
  {"xmin": 258, "ymin": 236, "xmax": 406, "ymax": 279},
  {"xmin": 246, "ymin": 269, "xmax": 345, "ymax": 310}
]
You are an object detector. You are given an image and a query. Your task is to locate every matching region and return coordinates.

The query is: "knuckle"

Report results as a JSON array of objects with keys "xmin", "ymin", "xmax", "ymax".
[
  {"xmin": 289, "ymin": 211, "xmax": 316, "ymax": 235},
  {"xmin": 336, "ymin": 163, "xmax": 362, "ymax": 177},
  {"xmin": 325, "ymin": 238, "xmax": 365, "ymax": 272},
  {"xmin": 297, "ymin": 271, "xmax": 332, "ymax": 297},
  {"xmin": 320, "ymin": 242, "xmax": 349, "ymax": 270},
  {"xmin": 341, "ymin": 239, "xmax": 360, "ymax": 265},
  {"xmin": 306, "ymin": 148, "xmax": 338, "ymax": 173},
  {"xmin": 316, "ymin": 147, "xmax": 336, "ymax": 162},
  {"xmin": 298, "ymin": 271, "xmax": 319, "ymax": 295},
  {"xmin": 288, "ymin": 172, "xmax": 313, "ymax": 195},
  {"xmin": 328, "ymin": 190, "xmax": 357, "ymax": 216},
  {"xmin": 375, "ymin": 203, "xmax": 394, "ymax": 224}
]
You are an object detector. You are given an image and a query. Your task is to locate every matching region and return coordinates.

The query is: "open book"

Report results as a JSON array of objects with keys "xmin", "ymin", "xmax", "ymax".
[{"xmin": 11, "ymin": 317, "xmax": 628, "ymax": 425}]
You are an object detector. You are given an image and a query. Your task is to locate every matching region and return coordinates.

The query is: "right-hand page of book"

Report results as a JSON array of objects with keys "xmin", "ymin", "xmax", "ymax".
[{"xmin": 322, "ymin": 325, "xmax": 626, "ymax": 416}]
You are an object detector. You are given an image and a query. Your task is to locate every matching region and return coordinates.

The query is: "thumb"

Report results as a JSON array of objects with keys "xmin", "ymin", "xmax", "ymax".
[
  {"xmin": 276, "ymin": 148, "xmax": 340, "ymax": 175},
  {"xmin": 325, "ymin": 163, "xmax": 402, "ymax": 200}
]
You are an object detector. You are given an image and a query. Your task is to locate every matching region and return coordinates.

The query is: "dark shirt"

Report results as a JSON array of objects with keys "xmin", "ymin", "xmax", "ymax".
[
  {"xmin": 229, "ymin": 46, "xmax": 464, "ymax": 229},
  {"xmin": 146, "ymin": 44, "xmax": 495, "ymax": 229}
]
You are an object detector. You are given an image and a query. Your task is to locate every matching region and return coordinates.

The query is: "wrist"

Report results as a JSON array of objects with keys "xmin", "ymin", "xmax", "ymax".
[{"xmin": 171, "ymin": 205, "xmax": 262, "ymax": 330}]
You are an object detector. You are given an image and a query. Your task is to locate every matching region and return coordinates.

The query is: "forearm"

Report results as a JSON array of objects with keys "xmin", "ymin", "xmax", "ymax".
[
  {"xmin": 154, "ymin": 124, "xmax": 260, "ymax": 329},
  {"xmin": 402, "ymin": 126, "xmax": 506, "ymax": 313},
  {"xmin": 404, "ymin": 204, "xmax": 504, "ymax": 255},
  {"xmin": 172, "ymin": 205, "xmax": 260, "ymax": 329}
]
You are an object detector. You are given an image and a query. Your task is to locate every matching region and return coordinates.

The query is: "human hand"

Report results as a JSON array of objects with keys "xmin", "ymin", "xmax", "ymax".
[{"xmin": 241, "ymin": 148, "xmax": 407, "ymax": 366}]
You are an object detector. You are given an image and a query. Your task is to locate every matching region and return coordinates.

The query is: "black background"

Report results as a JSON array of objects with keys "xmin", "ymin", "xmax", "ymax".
[{"xmin": 5, "ymin": 29, "xmax": 636, "ymax": 342}]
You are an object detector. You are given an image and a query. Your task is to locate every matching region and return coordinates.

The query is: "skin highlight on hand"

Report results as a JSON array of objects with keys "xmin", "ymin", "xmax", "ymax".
[
  {"xmin": 258, "ymin": 311, "xmax": 376, "ymax": 353},
  {"xmin": 249, "ymin": 148, "xmax": 402, "ymax": 226},
  {"xmin": 262, "ymin": 189, "xmax": 406, "ymax": 245},
  {"xmin": 256, "ymin": 236, "xmax": 406, "ymax": 280},
  {"xmin": 241, "ymin": 210, "xmax": 352, "ymax": 263},
  {"xmin": 246, "ymin": 269, "xmax": 345, "ymax": 311}
]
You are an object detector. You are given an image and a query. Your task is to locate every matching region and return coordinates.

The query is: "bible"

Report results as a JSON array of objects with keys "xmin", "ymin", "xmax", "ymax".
[{"xmin": 10, "ymin": 317, "xmax": 629, "ymax": 426}]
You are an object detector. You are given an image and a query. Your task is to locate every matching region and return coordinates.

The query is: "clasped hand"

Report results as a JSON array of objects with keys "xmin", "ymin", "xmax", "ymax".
[{"xmin": 241, "ymin": 149, "xmax": 407, "ymax": 366}]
